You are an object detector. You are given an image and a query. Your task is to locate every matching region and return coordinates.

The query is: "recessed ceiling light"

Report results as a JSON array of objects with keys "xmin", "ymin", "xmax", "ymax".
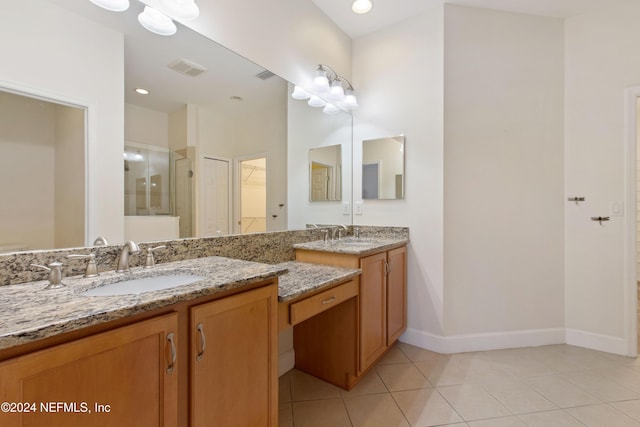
[
  {"xmin": 352, "ymin": 0, "xmax": 372, "ymax": 14},
  {"xmin": 135, "ymin": 88, "xmax": 150, "ymax": 95}
]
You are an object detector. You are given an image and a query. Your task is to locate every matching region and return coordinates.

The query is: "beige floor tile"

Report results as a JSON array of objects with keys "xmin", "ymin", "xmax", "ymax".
[
  {"xmin": 517, "ymin": 410, "xmax": 585, "ymax": 427},
  {"xmin": 292, "ymin": 399, "xmax": 352, "ymax": 427},
  {"xmin": 392, "ymin": 388, "xmax": 464, "ymax": 426},
  {"xmin": 438, "ymin": 384, "xmax": 511, "ymax": 421},
  {"xmin": 341, "ymin": 370, "xmax": 388, "ymax": 397},
  {"xmin": 467, "ymin": 416, "xmax": 527, "ymax": 427},
  {"xmin": 290, "ymin": 369, "xmax": 343, "ymax": 401},
  {"xmin": 344, "ymin": 393, "xmax": 409, "ymax": 427},
  {"xmin": 377, "ymin": 363, "xmax": 432, "ymax": 391},
  {"xmin": 483, "ymin": 380, "xmax": 557, "ymax": 414},
  {"xmin": 524, "ymin": 375, "xmax": 600, "ymax": 408},
  {"xmin": 565, "ymin": 403, "xmax": 640, "ymax": 426},
  {"xmin": 561, "ymin": 371, "xmax": 640, "ymax": 402},
  {"xmin": 278, "ymin": 402, "xmax": 293, "ymax": 427},
  {"xmin": 611, "ymin": 400, "xmax": 640, "ymax": 422},
  {"xmin": 397, "ymin": 342, "xmax": 451, "ymax": 363},
  {"xmin": 279, "ymin": 371, "xmax": 292, "ymax": 404},
  {"xmin": 378, "ymin": 345, "xmax": 411, "ymax": 365},
  {"xmin": 416, "ymin": 357, "xmax": 514, "ymax": 387}
]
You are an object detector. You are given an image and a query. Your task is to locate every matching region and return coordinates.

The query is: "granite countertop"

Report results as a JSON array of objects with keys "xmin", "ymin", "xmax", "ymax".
[
  {"xmin": 293, "ymin": 237, "xmax": 409, "ymax": 256},
  {"xmin": 275, "ymin": 261, "xmax": 361, "ymax": 302},
  {"xmin": 0, "ymin": 256, "xmax": 287, "ymax": 351}
]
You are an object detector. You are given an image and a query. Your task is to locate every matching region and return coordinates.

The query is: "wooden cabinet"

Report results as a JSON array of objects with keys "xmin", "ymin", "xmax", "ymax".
[
  {"xmin": 0, "ymin": 282, "xmax": 278, "ymax": 427},
  {"xmin": 296, "ymin": 244, "xmax": 407, "ymax": 376},
  {"xmin": 0, "ymin": 313, "xmax": 179, "ymax": 427},
  {"xmin": 190, "ymin": 285, "xmax": 278, "ymax": 427}
]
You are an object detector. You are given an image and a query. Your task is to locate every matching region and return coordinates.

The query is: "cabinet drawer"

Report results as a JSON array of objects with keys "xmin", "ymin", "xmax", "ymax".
[{"xmin": 290, "ymin": 280, "xmax": 358, "ymax": 326}]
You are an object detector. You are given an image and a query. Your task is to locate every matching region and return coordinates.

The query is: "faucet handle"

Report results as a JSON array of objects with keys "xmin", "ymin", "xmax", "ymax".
[
  {"xmin": 144, "ymin": 246, "xmax": 166, "ymax": 268},
  {"xmin": 67, "ymin": 253, "xmax": 99, "ymax": 278},
  {"xmin": 31, "ymin": 262, "xmax": 65, "ymax": 289}
]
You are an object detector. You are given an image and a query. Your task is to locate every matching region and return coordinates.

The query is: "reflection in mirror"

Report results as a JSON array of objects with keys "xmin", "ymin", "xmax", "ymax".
[
  {"xmin": 362, "ymin": 136, "xmax": 405, "ymax": 200},
  {"xmin": 309, "ymin": 145, "xmax": 342, "ymax": 202},
  {"xmin": 0, "ymin": 89, "xmax": 86, "ymax": 252}
]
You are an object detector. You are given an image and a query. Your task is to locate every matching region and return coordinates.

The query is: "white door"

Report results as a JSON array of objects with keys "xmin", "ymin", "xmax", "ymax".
[{"xmin": 203, "ymin": 157, "xmax": 230, "ymax": 236}]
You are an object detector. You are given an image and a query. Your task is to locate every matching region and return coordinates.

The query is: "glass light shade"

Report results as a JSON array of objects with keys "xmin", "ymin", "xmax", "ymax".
[
  {"xmin": 307, "ymin": 95, "xmax": 326, "ymax": 108},
  {"xmin": 323, "ymin": 103, "xmax": 340, "ymax": 115},
  {"xmin": 328, "ymin": 80, "xmax": 345, "ymax": 102},
  {"xmin": 352, "ymin": 0, "xmax": 372, "ymax": 14},
  {"xmin": 89, "ymin": 0, "xmax": 129, "ymax": 12},
  {"xmin": 138, "ymin": 6, "xmax": 177, "ymax": 36},
  {"xmin": 313, "ymin": 69, "xmax": 330, "ymax": 94},
  {"xmin": 160, "ymin": 0, "xmax": 200, "ymax": 20},
  {"xmin": 343, "ymin": 90, "xmax": 359, "ymax": 110},
  {"xmin": 291, "ymin": 85, "xmax": 311, "ymax": 100}
]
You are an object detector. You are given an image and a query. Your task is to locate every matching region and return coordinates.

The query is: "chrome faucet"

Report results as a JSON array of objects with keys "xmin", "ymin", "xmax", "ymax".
[
  {"xmin": 116, "ymin": 241, "xmax": 140, "ymax": 273},
  {"xmin": 93, "ymin": 236, "xmax": 109, "ymax": 246},
  {"xmin": 332, "ymin": 224, "xmax": 349, "ymax": 240}
]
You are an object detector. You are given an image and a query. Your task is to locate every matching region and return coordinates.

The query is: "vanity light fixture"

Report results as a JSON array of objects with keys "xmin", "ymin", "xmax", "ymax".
[
  {"xmin": 323, "ymin": 103, "xmax": 340, "ymax": 115},
  {"xmin": 352, "ymin": 0, "xmax": 373, "ymax": 14},
  {"xmin": 291, "ymin": 86, "xmax": 311, "ymax": 100},
  {"xmin": 88, "ymin": 0, "xmax": 200, "ymax": 36},
  {"xmin": 307, "ymin": 95, "xmax": 327, "ymax": 108},
  {"xmin": 293, "ymin": 64, "xmax": 359, "ymax": 113}
]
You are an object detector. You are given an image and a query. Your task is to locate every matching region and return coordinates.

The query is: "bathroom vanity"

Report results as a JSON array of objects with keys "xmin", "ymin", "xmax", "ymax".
[{"xmin": 0, "ymin": 257, "xmax": 285, "ymax": 427}]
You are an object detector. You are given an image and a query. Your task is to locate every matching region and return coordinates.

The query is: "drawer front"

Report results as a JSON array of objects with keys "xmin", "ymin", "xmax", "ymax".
[{"xmin": 290, "ymin": 280, "xmax": 358, "ymax": 326}]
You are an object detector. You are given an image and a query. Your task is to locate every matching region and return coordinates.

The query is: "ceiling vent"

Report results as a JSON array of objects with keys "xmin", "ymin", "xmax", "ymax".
[
  {"xmin": 168, "ymin": 58, "xmax": 207, "ymax": 77},
  {"xmin": 256, "ymin": 70, "xmax": 275, "ymax": 80}
]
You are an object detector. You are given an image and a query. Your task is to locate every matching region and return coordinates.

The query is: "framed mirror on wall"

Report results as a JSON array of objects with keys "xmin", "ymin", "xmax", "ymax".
[{"xmin": 362, "ymin": 135, "xmax": 405, "ymax": 200}]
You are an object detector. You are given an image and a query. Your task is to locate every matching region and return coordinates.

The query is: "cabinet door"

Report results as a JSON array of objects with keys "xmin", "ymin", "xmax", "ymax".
[
  {"xmin": 0, "ymin": 313, "xmax": 179, "ymax": 427},
  {"xmin": 387, "ymin": 246, "xmax": 407, "ymax": 345},
  {"xmin": 191, "ymin": 284, "xmax": 277, "ymax": 427},
  {"xmin": 359, "ymin": 252, "xmax": 387, "ymax": 372}
]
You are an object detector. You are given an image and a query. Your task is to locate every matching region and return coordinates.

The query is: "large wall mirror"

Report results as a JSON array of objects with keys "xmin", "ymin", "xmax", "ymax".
[
  {"xmin": 362, "ymin": 135, "xmax": 405, "ymax": 200},
  {"xmin": 0, "ymin": 0, "xmax": 352, "ymax": 253}
]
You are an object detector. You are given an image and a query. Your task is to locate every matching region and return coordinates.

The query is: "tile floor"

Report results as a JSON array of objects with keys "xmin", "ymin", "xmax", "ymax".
[{"xmin": 279, "ymin": 343, "xmax": 640, "ymax": 426}]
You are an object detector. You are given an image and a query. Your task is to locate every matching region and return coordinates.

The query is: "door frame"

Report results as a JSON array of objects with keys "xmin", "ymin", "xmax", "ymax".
[
  {"xmin": 234, "ymin": 152, "xmax": 269, "ymax": 234},
  {"xmin": 623, "ymin": 86, "xmax": 640, "ymax": 357}
]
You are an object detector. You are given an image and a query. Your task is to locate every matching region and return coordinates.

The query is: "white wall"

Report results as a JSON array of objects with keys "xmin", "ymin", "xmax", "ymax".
[
  {"xmin": 352, "ymin": 7, "xmax": 445, "ymax": 339},
  {"xmin": 185, "ymin": 1, "xmax": 352, "ymax": 91},
  {"xmin": 125, "ymin": 103, "xmax": 169, "ymax": 148},
  {"xmin": 288, "ymin": 88, "xmax": 353, "ymax": 228},
  {"xmin": 443, "ymin": 6, "xmax": 565, "ymax": 345},
  {"xmin": 564, "ymin": 2, "xmax": 640, "ymax": 354},
  {"xmin": 0, "ymin": 0, "xmax": 124, "ymax": 245}
]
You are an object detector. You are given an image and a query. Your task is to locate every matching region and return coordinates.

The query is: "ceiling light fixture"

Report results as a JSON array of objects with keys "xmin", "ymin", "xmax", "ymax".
[
  {"xmin": 135, "ymin": 88, "xmax": 150, "ymax": 95},
  {"xmin": 291, "ymin": 64, "xmax": 359, "ymax": 114},
  {"xmin": 352, "ymin": 0, "xmax": 373, "ymax": 14},
  {"xmin": 88, "ymin": 0, "xmax": 200, "ymax": 36}
]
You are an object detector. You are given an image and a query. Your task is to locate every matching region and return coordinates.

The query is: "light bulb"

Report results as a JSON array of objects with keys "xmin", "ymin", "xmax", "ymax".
[
  {"xmin": 89, "ymin": 0, "xmax": 129, "ymax": 12},
  {"xmin": 291, "ymin": 86, "xmax": 311, "ymax": 100},
  {"xmin": 323, "ymin": 103, "xmax": 340, "ymax": 115},
  {"xmin": 328, "ymin": 80, "xmax": 345, "ymax": 102},
  {"xmin": 343, "ymin": 89, "xmax": 359, "ymax": 110},
  {"xmin": 160, "ymin": 0, "xmax": 200, "ymax": 20},
  {"xmin": 313, "ymin": 68, "xmax": 330, "ymax": 94},
  {"xmin": 352, "ymin": 0, "xmax": 373, "ymax": 14},
  {"xmin": 308, "ymin": 95, "xmax": 326, "ymax": 108},
  {"xmin": 138, "ymin": 6, "xmax": 177, "ymax": 36}
]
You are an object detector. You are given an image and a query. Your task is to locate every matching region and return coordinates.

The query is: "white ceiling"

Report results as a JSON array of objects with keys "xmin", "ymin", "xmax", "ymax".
[{"xmin": 311, "ymin": 0, "xmax": 634, "ymax": 38}]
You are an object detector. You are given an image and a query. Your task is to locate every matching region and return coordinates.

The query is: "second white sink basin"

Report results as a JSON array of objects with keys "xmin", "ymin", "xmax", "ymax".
[{"xmin": 83, "ymin": 274, "xmax": 206, "ymax": 296}]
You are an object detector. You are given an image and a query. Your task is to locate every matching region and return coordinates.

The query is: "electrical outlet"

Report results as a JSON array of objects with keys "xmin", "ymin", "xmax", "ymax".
[
  {"xmin": 342, "ymin": 202, "xmax": 351, "ymax": 215},
  {"xmin": 355, "ymin": 201, "xmax": 363, "ymax": 215}
]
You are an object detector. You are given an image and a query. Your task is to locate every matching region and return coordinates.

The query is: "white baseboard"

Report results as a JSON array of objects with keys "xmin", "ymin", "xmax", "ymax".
[
  {"xmin": 278, "ymin": 349, "xmax": 295, "ymax": 377},
  {"xmin": 565, "ymin": 328, "xmax": 628, "ymax": 356},
  {"xmin": 400, "ymin": 327, "xmax": 566, "ymax": 354}
]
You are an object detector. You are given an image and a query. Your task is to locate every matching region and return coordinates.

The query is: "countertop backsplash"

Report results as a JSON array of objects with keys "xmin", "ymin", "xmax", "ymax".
[{"xmin": 0, "ymin": 226, "xmax": 409, "ymax": 286}]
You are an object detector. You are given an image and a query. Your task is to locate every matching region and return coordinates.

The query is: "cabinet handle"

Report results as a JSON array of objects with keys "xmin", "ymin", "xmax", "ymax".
[
  {"xmin": 321, "ymin": 296, "xmax": 336, "ymax": 305},
  {"xmin": 196, "ymin": 323, "xmax": 206, "ymax": 361},
  {"xmin": 166, "ymin": 332, "xmax": 176, "ymax": 374}
]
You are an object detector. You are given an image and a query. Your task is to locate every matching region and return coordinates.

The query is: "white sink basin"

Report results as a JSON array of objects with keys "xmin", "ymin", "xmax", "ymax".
[{"xmin": 83, "ymin": 274, "xmax": 206, "ymax": 296}]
